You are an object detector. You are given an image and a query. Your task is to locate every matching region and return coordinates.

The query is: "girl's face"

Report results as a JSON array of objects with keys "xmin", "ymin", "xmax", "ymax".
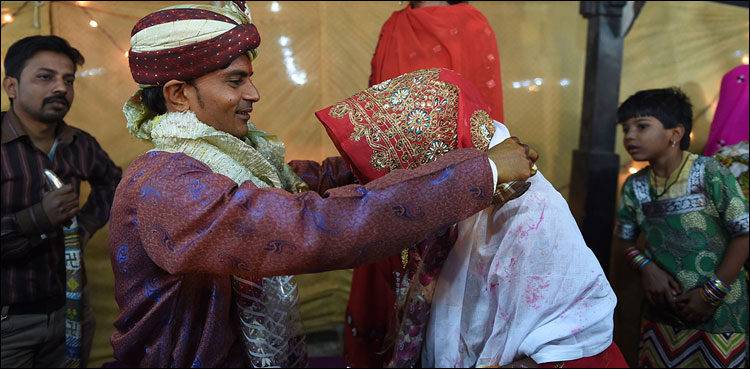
[{"xmin": 620, "ymin": 116, "xmax": 683, "ymax": 162}]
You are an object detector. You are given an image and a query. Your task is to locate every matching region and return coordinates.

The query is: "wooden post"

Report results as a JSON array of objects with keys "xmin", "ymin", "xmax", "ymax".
[{"xmin": 569, "ymin": 1, "xmax": 627, "ymax": 273}]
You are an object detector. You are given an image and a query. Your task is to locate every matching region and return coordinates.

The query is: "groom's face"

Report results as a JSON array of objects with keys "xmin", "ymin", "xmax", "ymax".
[{"xmin": 185, "ymin": 55, "xmax": 260, "ymax": 138}]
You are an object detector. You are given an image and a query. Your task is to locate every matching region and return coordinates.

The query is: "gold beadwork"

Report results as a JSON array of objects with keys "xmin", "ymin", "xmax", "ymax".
[
  {"xmin": 401, "ymin": 248, "xmax": 409, "ymax": 269},
  {"xmin": 329, "ymin": 69, "xmax": 459, "ymax": 171},
  {"xmin": 469, "ymin": 110, "xmax": 494, "ymax": 151}
]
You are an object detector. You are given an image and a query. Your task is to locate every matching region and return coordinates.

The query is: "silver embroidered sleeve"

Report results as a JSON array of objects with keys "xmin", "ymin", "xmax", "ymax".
[
  {"xmin": 232, "ymin": 275, "xmax": 308, "ymax": 368},
  {"xmin": 615, "ymin": 221, "xmax": 639, "ymax": 242},
  {"xmin": 727, "ymin": 213, "xmax": 750, "ymax": 238}
]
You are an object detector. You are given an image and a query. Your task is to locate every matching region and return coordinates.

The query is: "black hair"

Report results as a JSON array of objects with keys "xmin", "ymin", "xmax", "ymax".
[
  {"xmin": 141, "ymin": 79, "xmax": 200, "ymax": 115},
  {"xmin": 142, "ymin": 86, "xmax": 168, "ymax": 115},
  {"xmin": 4, "ymin": 35, "xmax": 84, "ymax": 80},
  {"xmin": 617, "ymin": 87, "xmax": 693, "ymax": 150}
]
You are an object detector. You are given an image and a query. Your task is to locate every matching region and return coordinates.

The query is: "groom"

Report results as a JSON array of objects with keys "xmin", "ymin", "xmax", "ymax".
[{"xmin": 109, "ymin": 1, "xmax": 539, "ymax": 367}]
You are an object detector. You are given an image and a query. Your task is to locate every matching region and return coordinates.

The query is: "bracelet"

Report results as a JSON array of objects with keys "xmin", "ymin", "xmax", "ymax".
[
  {"xmin": 624, "ymin": 247, "xmax": 652, "ymax": 271},
  {"xmin": 702, "ymin": 285, "xmax": 722, "ymax": 301},
  {"xmin": 700, "ymin": 276, "xmax": 731, "ymax": 307},
  {"xmin": 709, "ymin": 276, "xmax": 730, "ymax": 295},
  {"xmin": 700, "ymin": 286, "xmax": 722, "ymax": 307},
  {"xmin": 629, "ymin": 254, "xmax": 652, "ymax": 271},
  {"xmin": 632, "ymin": 254, "xmax": 643, "ymax": 263},
  {"xmin": 625, "ymin": 247, "xmax": 640, "ymax": 260},
  {"xmin": 704, "ymin": 282, "xmax": 725, "ymax": 299},
  {"xmin": 704, "ymin": 278, "xmax": 729, "ymax": 301}
]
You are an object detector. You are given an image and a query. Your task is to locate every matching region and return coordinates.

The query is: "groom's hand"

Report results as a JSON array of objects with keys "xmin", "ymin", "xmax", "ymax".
[{"xmin": 488, "ymin": 137, "xmax": 538, "ymax": 183}]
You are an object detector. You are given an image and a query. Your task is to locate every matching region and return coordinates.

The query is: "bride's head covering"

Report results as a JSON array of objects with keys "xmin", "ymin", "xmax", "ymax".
[{"xmin": 315, "ymin": 68, "xmax": 496, "ymax": 183}]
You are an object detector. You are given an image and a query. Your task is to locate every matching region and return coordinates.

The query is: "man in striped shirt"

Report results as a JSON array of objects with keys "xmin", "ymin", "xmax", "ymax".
[{"xmin": 1, "ymin": 35, "xmax": 121, "ymax": 368}]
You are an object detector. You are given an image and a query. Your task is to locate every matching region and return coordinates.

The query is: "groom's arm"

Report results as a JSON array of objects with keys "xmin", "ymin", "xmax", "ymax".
[{"xmin": 288, "ymin": 157, "xmax": 358, "ymax": 195}]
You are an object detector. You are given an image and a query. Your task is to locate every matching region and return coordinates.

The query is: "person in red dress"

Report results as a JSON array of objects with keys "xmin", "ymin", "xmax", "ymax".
[{"xmin": 346, "ymin": 2, "xmax": 506, "ymax": 366}]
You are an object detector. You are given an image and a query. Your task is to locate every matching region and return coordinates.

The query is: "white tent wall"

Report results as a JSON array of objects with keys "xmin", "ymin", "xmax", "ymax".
[{"xmin": 2, "ymin": 1, "xmax": 747, "ymax": 366}]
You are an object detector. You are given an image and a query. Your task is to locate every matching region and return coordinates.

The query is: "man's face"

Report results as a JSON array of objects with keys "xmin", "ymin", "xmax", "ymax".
[
  {"xmin": 621, "ymin": 116, "xmax": 676, "ymax": 161},
  {"xmin": 4, "ymin": 51, "xmax": 76, "ymax": 124},
  {"xmin": 187, "ymin": 55, "xmax": 260, "ymax": 138}
]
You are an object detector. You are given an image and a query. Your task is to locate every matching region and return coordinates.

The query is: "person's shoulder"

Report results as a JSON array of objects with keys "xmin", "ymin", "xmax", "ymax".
[
  {"xmin": 698, "ymin": 155, "xmax": 745, "ymax": 195},
  {"xmin": 64, "ymin": 124, "xmax": 101, "ymax": 146},
  {"xmin": 382, "ymin": 5, "xmax": 408, "ymax": 22},
  {"xmin": 132, "ymin": 151, "xmax": 209, "ymax": 172},
  {"xmin": 122, "ymin": 151, "xmax": 213, "ymax": 191},
  {"xmin": 623, "ymin": 165, "xmax": 650, "ymax": 185},
  {"xmin": 448, "ymin": 4, "xmax": 495, "ymax": 36},
  {"xmin": 63, "ymin": 122, "xmax": 89, "ymax": 136},
  {"xmin": 696, "ymin": 154, "xmax": 730, "ymax": 177},
  {"xmin": 457, "ymin": 3, "xmax": 487, "ymax": 15},
  {"xmin": 127, "ymin": 152, "xmax": 208, "ymax": 182},
  {"xmin": 454, "ymin": 4, "xmax": 492, "ymax": 23},
  {"xmin": 698, "ymin": 154, "xmax": 722, "ymax": 167}
]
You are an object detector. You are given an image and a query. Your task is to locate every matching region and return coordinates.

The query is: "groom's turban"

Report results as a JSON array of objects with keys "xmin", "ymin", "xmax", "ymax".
[{"xmin": 128, "ymin": 1, "xmax": 260, "ymax": 86}]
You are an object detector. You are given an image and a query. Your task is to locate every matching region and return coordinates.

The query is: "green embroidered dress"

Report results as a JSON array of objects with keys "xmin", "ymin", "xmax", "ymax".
[{"xmin": 616, "ymin": 153, "xmax": 749, "ymax": 367}]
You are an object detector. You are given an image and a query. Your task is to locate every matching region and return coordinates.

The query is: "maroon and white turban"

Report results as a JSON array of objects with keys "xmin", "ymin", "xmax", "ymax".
[
  {"xmin": 124, "ymin": 1, "xmax": 260, "ymax": 137},
  {"xmin": 127, "ymin": 1, "xmax": 260, "ymax": 86}
]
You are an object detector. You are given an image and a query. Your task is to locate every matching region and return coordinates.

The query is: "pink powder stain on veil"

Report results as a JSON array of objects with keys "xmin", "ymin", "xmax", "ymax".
[
  {"xmin": 524, "ymin": 275, "xmax": 551, "ymax": 309},
  {"xmin": 569, "ymin": 278, "xmax": 602, "ymax": 310},
  {"xmin": 495, "ymin": 250, "xmax": 524, "ymax": 281},
  {"xmin": 512, "ymin": 204, "xmax": 546, "ymax": 240}
]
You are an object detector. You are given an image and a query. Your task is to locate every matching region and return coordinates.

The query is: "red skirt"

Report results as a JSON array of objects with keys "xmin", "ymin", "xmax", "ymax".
[{"xmin": 540, "ymin": 342, "xmax": 629, "ymax": 368}]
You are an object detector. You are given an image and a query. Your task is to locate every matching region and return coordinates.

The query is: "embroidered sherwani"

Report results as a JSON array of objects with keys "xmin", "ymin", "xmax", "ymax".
[{"xmin": 109, "ymin": 147, "xmax": 494, "ymax": 367}]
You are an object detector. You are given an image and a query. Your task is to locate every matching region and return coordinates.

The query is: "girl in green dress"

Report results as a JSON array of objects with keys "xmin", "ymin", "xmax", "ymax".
[{"xmin": 615, "ymin": 87, "xmax": 749, "ymax": 368}]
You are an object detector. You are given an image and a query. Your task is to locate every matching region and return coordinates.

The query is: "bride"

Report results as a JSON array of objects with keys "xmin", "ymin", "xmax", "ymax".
[{"xmin": 315, "ymin": 67, "xmax": 627, "ymax": 368}]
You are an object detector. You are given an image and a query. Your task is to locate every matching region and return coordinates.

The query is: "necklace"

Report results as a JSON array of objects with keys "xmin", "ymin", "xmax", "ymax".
[{"xmin": 651, "ymin": 152, "xmax": 688, "ymax": 199}]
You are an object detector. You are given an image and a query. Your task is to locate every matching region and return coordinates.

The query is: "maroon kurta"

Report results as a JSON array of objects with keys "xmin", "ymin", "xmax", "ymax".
[{"xmin": 108, "ymin": 148, "xmax": 494, "ymax": 367}]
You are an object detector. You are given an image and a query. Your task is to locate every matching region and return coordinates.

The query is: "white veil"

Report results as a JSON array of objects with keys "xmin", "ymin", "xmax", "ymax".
[{"xmin": 422, "ymin": 122, "xmax": 617, "ymax": 367}]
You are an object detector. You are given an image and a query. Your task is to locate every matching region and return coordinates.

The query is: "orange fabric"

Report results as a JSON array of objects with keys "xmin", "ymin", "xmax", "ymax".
[{"xmin": 369, "ymin": 3, "xmax": 504, "ymax": 122}]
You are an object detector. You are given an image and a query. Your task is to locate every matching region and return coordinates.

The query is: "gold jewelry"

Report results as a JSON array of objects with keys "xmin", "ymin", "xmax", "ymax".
[{"xmin": 401, "ymin": 248, "xmax": 409, "ymax": 269}]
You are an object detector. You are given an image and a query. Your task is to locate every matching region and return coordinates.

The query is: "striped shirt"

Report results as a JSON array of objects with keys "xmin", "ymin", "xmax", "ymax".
[{"xmin": 1, "ymin": 110, "xmax": 122, "ymax": 307}]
